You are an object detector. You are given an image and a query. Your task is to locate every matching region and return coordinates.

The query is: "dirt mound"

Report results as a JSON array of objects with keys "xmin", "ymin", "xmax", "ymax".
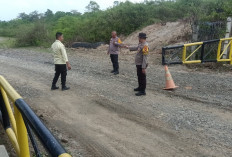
[{"xmin": 123, "ymin": 20, "xmax": 191, "ymax": 52}]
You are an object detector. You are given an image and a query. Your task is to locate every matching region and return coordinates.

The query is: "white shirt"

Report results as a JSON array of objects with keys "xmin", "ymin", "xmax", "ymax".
[{"xmin": 51, "ymin": 40, "xmax": 68, "ymax": 64}]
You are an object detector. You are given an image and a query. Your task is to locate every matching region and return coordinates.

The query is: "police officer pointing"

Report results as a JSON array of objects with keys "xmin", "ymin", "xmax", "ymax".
[
  {"xmin": 127, "ymin": 33, "xmax": 149, "ymax": 96},
  {"xmin": 108, "ymin": 31, "xmax": 123, "ymax": 75}
]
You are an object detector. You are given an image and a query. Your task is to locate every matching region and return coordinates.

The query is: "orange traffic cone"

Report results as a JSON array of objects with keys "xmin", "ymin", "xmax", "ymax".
[{"xmin": 163, "ymin": 65, "xmax": 178, "ymax": 90}]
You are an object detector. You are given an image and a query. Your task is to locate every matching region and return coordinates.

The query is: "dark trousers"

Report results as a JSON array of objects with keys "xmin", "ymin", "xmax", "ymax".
[
  {"xmin": 110, "ymin": 54, "xmax": 119, "ymax": 72},
  {"xmin": 52, "ymin": 64, "xmax": 67, "ymax": 87},
  {"xmin": 136, "ymin": 65, "xmax": 146, "ymax": 91}
]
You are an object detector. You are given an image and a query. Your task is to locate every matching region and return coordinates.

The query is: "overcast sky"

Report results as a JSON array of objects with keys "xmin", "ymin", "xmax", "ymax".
[{"xmin": 0, "ymin": 0, "xmax": 143, "ymax": 21}]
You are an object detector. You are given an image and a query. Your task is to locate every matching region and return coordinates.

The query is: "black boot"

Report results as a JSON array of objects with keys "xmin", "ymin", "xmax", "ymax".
[
  {"xmin": 111, "ymin": 70, "xmax": 115, "ymax": 73},
  {"xmin": 51, "ymin": 85, "xmax": 59, "ymax": 90},
  {"xmin": 135, "ymin": 91, "xmax": 146, "ymax": 96},
  {"xmin": 62, "ymin": 86, "xmax": 70, "ymax": 91},
  {"xmin": 134, "ymin": 87, "xmax": 141, "ymax": 91},
  {"xmin": 114, "ymin": 71, "xmax": 119, "ymax": 75}
]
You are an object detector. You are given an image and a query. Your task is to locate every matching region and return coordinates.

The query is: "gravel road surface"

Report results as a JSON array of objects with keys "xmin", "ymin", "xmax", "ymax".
[{"xmin": 0, "ymin": 48, "xmax": 232, "ymax": 157}]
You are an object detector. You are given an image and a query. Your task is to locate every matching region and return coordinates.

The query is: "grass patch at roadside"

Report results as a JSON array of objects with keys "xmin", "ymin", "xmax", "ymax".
[
  {"xmin": 0, "ymin": 37, "xmax": 16, "ymax": 48},
  {"xmin": 0, "ymin": 37, "xmax": 75, "ymax": 55}
]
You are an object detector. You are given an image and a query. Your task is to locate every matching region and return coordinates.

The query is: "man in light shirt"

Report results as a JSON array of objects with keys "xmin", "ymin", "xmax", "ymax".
[{"xmin": 51, "ymin": 32, "xmax": 71, "ymax": 91}]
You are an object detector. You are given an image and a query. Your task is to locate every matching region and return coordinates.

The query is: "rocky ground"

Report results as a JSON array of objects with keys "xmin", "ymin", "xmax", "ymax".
[{"xmin": 0, "ymin": 47, "xmax": 232, "ymax": 157}]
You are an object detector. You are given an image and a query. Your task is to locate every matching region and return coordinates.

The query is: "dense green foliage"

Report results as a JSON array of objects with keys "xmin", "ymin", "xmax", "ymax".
[{"xmin": 0, "ymin": 0, "xmax": 232, "ymax": 47}]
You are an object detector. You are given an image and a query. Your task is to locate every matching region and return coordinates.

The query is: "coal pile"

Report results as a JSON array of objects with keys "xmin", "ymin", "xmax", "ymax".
[{"xmin": 72, "ymin": 42, "xmax": 105, "ymax": 49}]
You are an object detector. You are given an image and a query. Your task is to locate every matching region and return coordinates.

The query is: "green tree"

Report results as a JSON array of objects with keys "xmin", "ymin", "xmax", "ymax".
[
  {"xmin": 54, "ymin": 16, "xmax": 81, "ymax": 44},
  {"xmin": 70, "ymin": 10, "xmax": 82, "ymax": 16},
  {"xmin": 44, "ymin": 9, "xmax": 54, "ymax": 19},
  {"xmin": 85, "ymin": 1, "xmax": 100, "ymax": 12},
  {"xmin": 18, "ymin": 13, "xmax": 30, "ymax": 21},
  {"xmin": 28, "ymin": 11, "xmax": 41, "ymax": 22},
  {"xmin": 113, "ymin": 1, "xmax": 120, "ymax": 7}
]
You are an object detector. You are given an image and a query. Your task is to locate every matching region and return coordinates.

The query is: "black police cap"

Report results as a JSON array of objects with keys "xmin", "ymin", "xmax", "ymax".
[{"xmin": 138, "ymin": 33, "xmax": 147, "ymax": 39}]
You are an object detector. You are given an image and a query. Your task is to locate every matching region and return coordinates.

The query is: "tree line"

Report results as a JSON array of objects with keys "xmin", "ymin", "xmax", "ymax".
[{"xmin": 0, "ymin": 0, "xmax": 231, "ymax": 47}]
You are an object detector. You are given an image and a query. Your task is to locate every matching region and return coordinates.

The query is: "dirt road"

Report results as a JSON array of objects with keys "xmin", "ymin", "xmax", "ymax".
[{"xmin": 0, "ymin": 48, "xmax": 232, "ymax": 157}]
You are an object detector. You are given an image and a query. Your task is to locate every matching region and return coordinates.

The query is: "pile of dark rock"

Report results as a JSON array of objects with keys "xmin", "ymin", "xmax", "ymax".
[{"xmin": 72, "ymin": 42, "xmax": 105, "ymax": 49}]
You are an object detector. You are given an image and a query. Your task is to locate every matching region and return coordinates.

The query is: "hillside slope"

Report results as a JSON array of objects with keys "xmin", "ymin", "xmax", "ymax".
[{"xmin": 123, "ymin": 21, "xmax": 191, "ymax": 52}]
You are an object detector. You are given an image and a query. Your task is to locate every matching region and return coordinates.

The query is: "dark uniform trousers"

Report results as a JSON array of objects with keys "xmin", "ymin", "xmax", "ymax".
[
  {"xmin": 136, "ymin": 65, "xmax": 146, "ymax": 91},
  {"xmin": 52, "ymin": 64, "xmax": 67, "ymax": 87},
  {"xmin": 110, "ymin": 54, "xmax": 119, "ymax": 72}
]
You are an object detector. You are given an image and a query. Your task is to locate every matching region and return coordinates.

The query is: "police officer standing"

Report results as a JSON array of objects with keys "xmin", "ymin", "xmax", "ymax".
[
  {"xmin": 108, "ymin": 31, "xmax": 123, "ymax": 75},
  {"xmin": 127, "ymin": 33, "xmax": 149, "ymax": 96},
  {"xmin": 51, "ymin": 32, "xmax": 71, "ymax": 91}
]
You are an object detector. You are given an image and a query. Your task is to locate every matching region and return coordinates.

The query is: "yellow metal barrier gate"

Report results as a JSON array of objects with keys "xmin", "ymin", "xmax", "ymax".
[
  {"xmin": 217, "ymin": 38, "xmax": 232, "ymax": 64},
  {"xmin": 0, "ymin": 75, "xmax": 72, "ymax": 157},
  {"xmin": 182, "ymin": 42, "xmax": 203, "ymax": 64},
  {"xmin": 162, "ymin": 37, "xmax": 232, "ymax": 65}
]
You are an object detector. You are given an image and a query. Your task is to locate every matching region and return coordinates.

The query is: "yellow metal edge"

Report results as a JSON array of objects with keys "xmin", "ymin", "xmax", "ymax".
[
  {"xmin": 1, "ymin": 87, "xmax": 17, "ymax": 136},
  {"xmin": 182, "ymin": 46, "xmax": 187, "ymax": 63},
  {"xmin": 217, "ymin": 59, "xmax": 231, "ymax": 62},
  {"xmin": 58, "ymin": 153, "xmax": 72, "ymax": 157},
  {"xmin": 6, "ymin": 128, "xmax": 20, "ymax": 156},
  {"xmin": 229, "ymin": 41, "xmax": 232, "ymax": 64},
  {"xmin": 184, "ymin": 42, "xmax": 203, "ymax": 47},
  {"xmin": 0, "ymin": 75, "xmax": 22, "ymax": 102},
  {"xmin": 217, "ymin": 41, "xmax": 222, "ymax": 60},
  {"xmin": 184, "ymin": 60, "xmax": 201, "ymax": 64},
  {"xmin": 220, "ymin": 37, "xmax": 232, "ymax": 41},
  {"xmin": 14, "ymin": 107, "xmax": 30, "ymax": 157}
]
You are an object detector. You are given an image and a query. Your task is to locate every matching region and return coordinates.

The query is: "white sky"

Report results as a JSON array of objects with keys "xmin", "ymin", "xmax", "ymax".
[{"xmin": 0, "ymin": 0, "xmax": 143, "ymax": 21}]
